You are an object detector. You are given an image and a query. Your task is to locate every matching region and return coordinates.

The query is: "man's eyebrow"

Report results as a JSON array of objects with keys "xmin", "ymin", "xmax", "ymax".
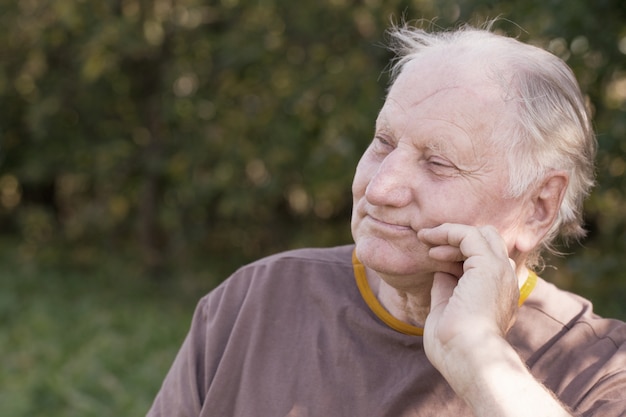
[
  {"xmin": 426, "ymin": 141, "xmax": 445, "ymax": 152},
  {"xmin": 418, "ymin": 129, "xmax": 451, "ymax": 147},
  {"xmin": 374, "ymin": 114, "xmax": 392, "ymax": 132}
]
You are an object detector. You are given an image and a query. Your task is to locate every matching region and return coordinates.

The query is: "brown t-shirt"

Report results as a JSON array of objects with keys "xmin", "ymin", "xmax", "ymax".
[{"xmin": 147, "ymin": 245, "xmax": 626, "ymax": 416}]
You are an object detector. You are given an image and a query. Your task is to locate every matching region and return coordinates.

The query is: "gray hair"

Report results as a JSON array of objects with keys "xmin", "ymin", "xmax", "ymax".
[{"xmin": 386, "ymin": 22, "xmax": 597, "ymax": 265}]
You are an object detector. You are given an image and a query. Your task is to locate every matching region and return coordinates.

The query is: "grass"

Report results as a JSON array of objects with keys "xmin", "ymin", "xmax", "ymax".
[{"xmin": 0, "ymin": 248, "xmax": 214, "ymax": 417}]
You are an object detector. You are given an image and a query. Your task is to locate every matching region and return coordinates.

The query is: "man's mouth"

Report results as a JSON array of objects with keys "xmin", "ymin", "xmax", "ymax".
[{"xmin": 367, "ymin": 215, "xmax": 414, "ymax": 232}]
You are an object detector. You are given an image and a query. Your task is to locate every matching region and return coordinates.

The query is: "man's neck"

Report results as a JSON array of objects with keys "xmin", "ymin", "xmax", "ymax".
[{"xmin": 365, "ymin": 267, "xmax": 434, "ymax": 328}]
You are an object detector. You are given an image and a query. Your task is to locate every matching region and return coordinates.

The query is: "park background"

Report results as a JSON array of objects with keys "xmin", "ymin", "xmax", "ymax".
[{"xmin": 2, "ymin": 0, "xmax": 626, "ymax": 415}]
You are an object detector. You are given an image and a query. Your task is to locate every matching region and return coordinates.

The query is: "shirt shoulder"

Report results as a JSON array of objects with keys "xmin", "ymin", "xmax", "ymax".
[
  {"xmin": 512, "ymin": 277, "xmax": 626, "ymax": 415},
  {"xmin": 516, "ymin": 278, "xmax": 626, "ymax": 347},
  {"xmin": 215, "ymin": 244, "xmax": 355, "ymax": 290},
  {"xmin": 199, "ymin": 244, "xmax": 356, "ymax": 311},
  {"xmin": 243, "ymin": 244, "xmax": 355, "ymax": 269}
]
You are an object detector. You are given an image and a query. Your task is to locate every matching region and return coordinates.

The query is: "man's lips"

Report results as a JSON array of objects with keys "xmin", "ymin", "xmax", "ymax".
[{"xmin": 366, "ymin": 214, "xmax": 415, "ymax": 232}]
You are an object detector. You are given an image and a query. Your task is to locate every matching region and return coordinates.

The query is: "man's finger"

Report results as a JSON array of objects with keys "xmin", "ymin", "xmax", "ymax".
[
  {"xmin": 419, "ymin": 223, "xmax": 493, "ymax": 258},
  {"xmin": 428, "ymin": 245, "xmax": 466, "ymax": 262},
  {"xmin": 429, "ymin": 271, "xmax": 458, "ymax": 309}
]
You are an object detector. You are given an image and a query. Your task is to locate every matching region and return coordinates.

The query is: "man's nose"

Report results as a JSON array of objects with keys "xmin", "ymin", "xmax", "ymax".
[{"xmin": 365, "ymin": 151, "xmax": 414, "ymax": 207}]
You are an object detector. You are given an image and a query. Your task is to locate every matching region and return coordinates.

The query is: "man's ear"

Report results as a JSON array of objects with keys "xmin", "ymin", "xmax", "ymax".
[{"xmin": 515, "ymin": 172, "xmax": 568, "ymax": 254}]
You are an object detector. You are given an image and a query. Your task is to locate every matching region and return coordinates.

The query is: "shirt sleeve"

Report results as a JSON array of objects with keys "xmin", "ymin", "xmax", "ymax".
[
  {"xmin": 146, "ymin": 264, "xmax": 256, "ymax": 417},
  {"xmin": 146, "ymin": 296, "xmax": 211, "ymax": 417}
]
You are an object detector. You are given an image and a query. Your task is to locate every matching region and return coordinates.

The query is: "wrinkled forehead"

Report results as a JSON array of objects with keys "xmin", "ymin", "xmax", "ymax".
[
  {"xmin": 382, "ymin": 54, "xmax": 512, "ymax": 145},
  {"xmin": 388, "ymin": 49, "xmax": 507, "ymax": 109}
]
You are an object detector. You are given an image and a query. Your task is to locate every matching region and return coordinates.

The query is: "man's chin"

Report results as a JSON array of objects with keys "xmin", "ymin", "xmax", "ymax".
[
  {"xmin": 355, "ymin": 239, "xmax": 463, "ymax": 279},
  {"xmin": 356, "ymin": 242, "xmax": 428, "ymax": 274}
]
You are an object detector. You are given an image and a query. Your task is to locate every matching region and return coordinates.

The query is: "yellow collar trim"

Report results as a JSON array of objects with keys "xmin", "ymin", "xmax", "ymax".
[{"xmin": 352, "ymin": 250, "xmax": 537, "ymax": 336}]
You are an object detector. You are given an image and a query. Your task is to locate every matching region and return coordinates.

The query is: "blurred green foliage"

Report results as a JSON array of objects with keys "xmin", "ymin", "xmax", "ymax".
[{"xmin": 0, "ymin": 0, "xmax": 625, "ymax": 295}]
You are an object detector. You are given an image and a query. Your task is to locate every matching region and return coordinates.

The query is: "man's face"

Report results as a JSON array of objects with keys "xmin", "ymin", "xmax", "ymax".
[{"xmin": 351, "ymin": 53, "xmax": 527, "ymax": 280}]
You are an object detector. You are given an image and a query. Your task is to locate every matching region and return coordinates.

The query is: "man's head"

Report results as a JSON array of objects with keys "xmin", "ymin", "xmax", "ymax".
[{"xmin": 351, "ymin": 22, "xmax": 596, "ymax": 276}]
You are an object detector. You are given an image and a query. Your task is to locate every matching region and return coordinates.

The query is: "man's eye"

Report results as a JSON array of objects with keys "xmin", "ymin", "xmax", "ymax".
[
  {"xmin": 372, "ymin": 136, "xmax": 394, "ymax": 152},
  {"xmin": 427, "ymin": 158, "xmax": 462, "ymax": 177},
  {"xmin": 376, "ymin": 136, "xmax": 391, "ymax": 145},
  {"xmin": 428, "ymin": 158, "xmax": 453, "ymax": 168}
]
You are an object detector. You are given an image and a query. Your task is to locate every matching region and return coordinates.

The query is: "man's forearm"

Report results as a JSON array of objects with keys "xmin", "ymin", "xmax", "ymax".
[{"xmin": 440, "ymin": 333, "xmax": 573, "ymax": 417}]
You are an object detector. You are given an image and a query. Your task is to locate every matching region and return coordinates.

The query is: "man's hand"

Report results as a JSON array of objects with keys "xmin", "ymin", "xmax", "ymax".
[
  {"xmin": 418, "ymin": 223, "xmax": 519, "ymax": 367},
  {"xmin": 417, "ymin": 223, "xmax": 571, "ymax": 416}
]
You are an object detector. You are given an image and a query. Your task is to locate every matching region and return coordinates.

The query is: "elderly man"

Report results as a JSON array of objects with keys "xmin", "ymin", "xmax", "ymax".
[{"xmin": 148, "ymin": 23, "xmax": 626, "ymax": 416}]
